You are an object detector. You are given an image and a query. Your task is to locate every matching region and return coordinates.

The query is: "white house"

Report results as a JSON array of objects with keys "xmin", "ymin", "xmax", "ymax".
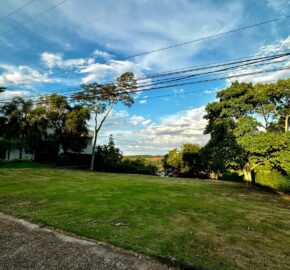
[{"xmin": 1, "ymin": 132, "xmax": 94, "ymax": 161}]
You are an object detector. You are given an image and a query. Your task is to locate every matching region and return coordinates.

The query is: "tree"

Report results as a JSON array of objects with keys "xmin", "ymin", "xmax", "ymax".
[
  {"xmin": 234, "ymin": 117, "xmax": 290, "ymax": 177},
  {"xmin": 163, "ymin": 144, "xmax": 202, "ymax": 177},
  {"xmin": 0, "ymin": 86, "xmax": 6, "ymax": 93},
  {"xmin": 163, "ymin": 148, "xmax": 182, "ymax": 176},
  {"xmin": 204, "ymin": 79, "xmax": 290, "ymax": 185},
  {"xmin": 94, "ymin": 135, "xmax": 123, "ymax": 170},
  {"xmin": 0, "ymin": 97, "xmax": 33, "ymax": 159},
  {"xmin": 33, "ymin": 94, "xmax": 90, "ymax": 156},
  {"xmin": 63, "ymin": 105, "xmax": 90, "ymax": 153},
  {"xmin": 273, "ymin": 79, "xmax": 290, "ymax": 133},
  {"xmin": 73, "ymin": 72, "xmax": 137, "ymax": 170},
  {"xmin": 202, "ymin": 118, "xmax": 244, "ymax": 179},
  {"xmin": 180, "ymin": 144, "xmax": 201, "ymax": 176}
]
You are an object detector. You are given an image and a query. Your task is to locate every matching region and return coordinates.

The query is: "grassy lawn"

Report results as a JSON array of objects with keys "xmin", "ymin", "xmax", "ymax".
[{"xmin": 0, "ymin": 161, "xmax": 289, "ymax": 270}]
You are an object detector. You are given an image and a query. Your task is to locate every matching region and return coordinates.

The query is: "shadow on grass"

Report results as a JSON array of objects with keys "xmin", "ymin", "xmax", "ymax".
[{"xmin": 0, "ymin": 160, "xmax": 46, "ymax": 169}]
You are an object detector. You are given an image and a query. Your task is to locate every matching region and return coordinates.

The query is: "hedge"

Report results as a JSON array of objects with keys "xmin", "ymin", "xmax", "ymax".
[{"xmin": 255, "ymin": 168, "xmax": 290, "ymax": 192}]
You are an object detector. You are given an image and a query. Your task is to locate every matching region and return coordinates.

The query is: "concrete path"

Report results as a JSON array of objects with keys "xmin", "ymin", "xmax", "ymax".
[{"xmin": 0, "ymin": 213, "xmax": 170, "ymax": 270}]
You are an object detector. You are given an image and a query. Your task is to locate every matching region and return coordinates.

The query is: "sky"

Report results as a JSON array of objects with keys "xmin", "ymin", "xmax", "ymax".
[{"xmin": 0, "ymin": 0, "xmax": 290, "ymax": 155}]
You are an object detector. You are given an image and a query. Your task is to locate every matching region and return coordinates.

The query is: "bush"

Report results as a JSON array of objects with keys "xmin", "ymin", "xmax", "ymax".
[
  {"xmin": 221, "ymin": 172, "xmax": 243, "ymax": 182},
  {"xmin": 57, "ymin": 153, "xmax": 158, "ymax": 175},
  {"xmin": 57, "ymin": 153, "xmax": 91, "ymax": 168},
  {"xmin": 255, "ymin": 168, "xmax": 290, "ymax": 192},
  {"xmin": 116, "ymin": 157, "xmax": 158, "ymax": 175}
]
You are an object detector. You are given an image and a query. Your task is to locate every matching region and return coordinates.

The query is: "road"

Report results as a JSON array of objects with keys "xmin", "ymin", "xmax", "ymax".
[{"xmin": 0, "ymin": 213, "xmax": 170, "ymax": 270}]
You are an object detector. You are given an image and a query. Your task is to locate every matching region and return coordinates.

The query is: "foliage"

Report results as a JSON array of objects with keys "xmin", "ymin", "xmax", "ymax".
[
  {"xmin": 92, "ymin": 135, "xmax": 158, "ymax": 175},
  {"xmin": 0, "ymin": 94, "xmax": 90, "ymax": 162},
  {"xmin": 201, "ymin": 118, "xmax": 244, "ymax": 178},
  {"xmin": 32, "ymin": 94, "xmax": 90, "ymax": 154},
  {"xmin": 221, "ymin": 172, "xmax": 243, "ymax": 182},
  {"xmin": 0, "ymin": 97, "xmax": 33, "ymax": 159},
  {"xmin": 204, "ymin": 78, "xmax": 290, "ymax": 184},
  {"xmin": 117, "ymin": 157, "xmax": 158, "ymax": 175},
  {"xmin": 94, "ymin": 135, "xmax": 123, "ymax": 170},
  {"xmin": 163, "ymin": 144, "xmax": 202, "ymax": 177},
  {"xmin": 255, "ymin": 166, "xmax": 290, "ymax": 192},
  {"xmin": 72, "ymin": 72, "xmax": 137, "ymax": 170}
]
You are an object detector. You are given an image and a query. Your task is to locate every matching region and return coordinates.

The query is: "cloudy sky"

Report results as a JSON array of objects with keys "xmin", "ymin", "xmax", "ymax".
[{"xmin": 0, "ymin": 0, "xmax": 290, "ymax": 154}]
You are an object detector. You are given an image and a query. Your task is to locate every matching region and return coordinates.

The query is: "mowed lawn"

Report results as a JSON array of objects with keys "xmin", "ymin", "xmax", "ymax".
[{"xmin": 0, "ymin": 162, "xmax": 290, "ymax": 270}]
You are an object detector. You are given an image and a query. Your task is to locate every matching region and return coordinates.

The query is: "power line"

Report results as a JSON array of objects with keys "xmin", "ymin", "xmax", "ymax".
[
  {"xmin": 1, "ymin": 13, "xmax": 289, "ymax": 88},
  {"xmin": 119, "ymin": 14, "xmax": 290, "ymax": 60},
  {"xmin": 0, "ymin": 0, "xmax": 35, "ymax": 22},
  {"xmin": 1, "ymin": 50, "xmax": 289, "ymax": 88},
  {"xmin": 0, "ymin": 0, "xmax": 68, "ymax": 38},
  {"xmin": 136, "ymin": 50, "xmax": 290, "ymax": 81},
  {"xmin": 137, "ymin": 55, "xmax": 290, "ymax": 88},
  {"xmin": 128, "ymin": 65, "xmax": 290, "ymax": 94},
  {"xmin": 1, "ymin": 64, "xmax": 289, "ymax": 104},
  {"xmin": 0, "ymin": 55, "xmax": 289, "ymax": 103},
  {"xmin": 135, "ymin": 89, "xmax": 217, "ymax": 102}
]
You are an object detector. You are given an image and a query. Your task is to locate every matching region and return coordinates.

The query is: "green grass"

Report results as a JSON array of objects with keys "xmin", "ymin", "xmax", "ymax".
[{"xmin": 0, "ymin": 162, "xmax": 290, "ymax": 270}]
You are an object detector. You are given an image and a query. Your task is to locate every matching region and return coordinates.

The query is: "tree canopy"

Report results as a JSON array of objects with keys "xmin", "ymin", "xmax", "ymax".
[{"xmin": 204, "ymin": 78, "xmax": 290, "ymax": 183}]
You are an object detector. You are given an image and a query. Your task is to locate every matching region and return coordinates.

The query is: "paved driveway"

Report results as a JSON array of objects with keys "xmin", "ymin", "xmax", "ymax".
[{"xmin": 0, "ymin": 213, "xmax": 170, "ymax": 270}]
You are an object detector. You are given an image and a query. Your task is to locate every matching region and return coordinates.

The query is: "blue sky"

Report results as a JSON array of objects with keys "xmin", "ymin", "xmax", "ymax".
[{"xmin": 0, "ymin": 0, "xmax": 290, "ymax": 154}]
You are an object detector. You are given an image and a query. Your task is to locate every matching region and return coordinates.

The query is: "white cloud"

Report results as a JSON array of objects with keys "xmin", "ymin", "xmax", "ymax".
[
  {"xmin": 139, "ymin": 99, "xmax": 147, "ymax": 104},
  {"xmin": 92, "ymin": 106, "xmax": 209, "ymax": 155},
  {"xmin": 40, "ymin": 52, "xmax": 92, "ymax": 69},
  {"xmin": 130, "ymin": 115, "xmax": 145, "ymax": 125},
  {"xmin": 227, "ymin": 35, "xmax": 290, "ymax": 84},
  {"xmin": 267, "ymin": 0, "xmax": 290, "ymax": 12},
  {"xmin": 0, "ymin": 90, "xmax": 30, "ymax": 101},
  {"xmin": 142, "ymin": 119, "xmax": 151, "ymax": 126},
  {"xmin": 55, "ymin": 0, "xmax": 244, "ymax": 73},
  {"xmin": 0, "ymin": 64, "xmax": 49, "ymax": 85},
  {"xmin": 80, "ymin": 59, "xmax": 146, "ymax": 83},
  {"xmin": 93, "ymin": 49, "xmax": 113, "ymax": 59}
]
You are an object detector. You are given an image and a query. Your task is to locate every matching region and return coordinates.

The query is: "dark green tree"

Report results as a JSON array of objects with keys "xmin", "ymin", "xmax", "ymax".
[
  {"xmin": 204, "ymin": 79, "xmax": 290, "ymax": 185},
  {"xmin": 0, "ymin": 97, "xmax": 33, "ymax": 159}
]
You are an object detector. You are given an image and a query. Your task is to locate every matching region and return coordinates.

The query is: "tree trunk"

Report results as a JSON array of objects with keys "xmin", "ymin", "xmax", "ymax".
[
  {"xmin": 90, "ymin": 117, "xmax": 98, "ymax": 171},
  {"xmin": 243, "ymin": 163, "xmax": 253, "ymax": 190},
  {"xmin": 285, "ymin": 115, "xmax": 289, "ymax": 133},
  {"xmin": 19, "ymin": 147, "xmax": 23, "ymax": 159},
  {"xmin": 7, "ymin": 140, "xmax": 11, "ymax": 160}
]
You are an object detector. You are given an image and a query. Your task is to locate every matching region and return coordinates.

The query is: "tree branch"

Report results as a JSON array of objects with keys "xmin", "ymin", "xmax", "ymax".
[{"xmin": 96, "ymin": 103, "xmax": 114, "ymax": 133}]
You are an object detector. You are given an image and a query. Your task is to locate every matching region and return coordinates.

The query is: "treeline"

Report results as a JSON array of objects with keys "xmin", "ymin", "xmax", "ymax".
[
  {"xmin": 0, "ymin": 75, "xmax": 289, "ymax": 190},
  {"xmin": 58, "ymin": 135, "xmax": 158, "ymax": 174},
  {"xmin": 164, "ymin": 78, "xmax": 290, "ymax": 191},
  {"xmin": 0, "ymin": 94, "xmax": 90, "ymax": 161},
  {"xmin": 0, "ymin": 72, "xmax": 136, "ymax": 168}
]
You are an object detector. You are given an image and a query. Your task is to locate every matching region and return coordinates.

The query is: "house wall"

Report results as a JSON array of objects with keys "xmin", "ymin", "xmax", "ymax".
[
  {"xmin": 4, "ymin": 137, "xmax": 94, "ymax": 160},
  {"xmin": 6, "ymin": 150, "xmax": 33, "ymax": 160}
]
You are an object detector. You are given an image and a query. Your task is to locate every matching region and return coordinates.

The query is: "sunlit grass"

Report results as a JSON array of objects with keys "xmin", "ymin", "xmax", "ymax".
[{"xmin": 0, "ymin": 162, "xmax": 289, "ymax": 269}]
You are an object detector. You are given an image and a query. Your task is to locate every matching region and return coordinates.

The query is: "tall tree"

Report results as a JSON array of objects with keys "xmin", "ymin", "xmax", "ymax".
[
  {"xmin": 73, "ymin": 72, "xmax": 136, "ymax": 170},
  {"xmin": 204, "ymin": 79, "xmax": 290, "ymax": 184}
]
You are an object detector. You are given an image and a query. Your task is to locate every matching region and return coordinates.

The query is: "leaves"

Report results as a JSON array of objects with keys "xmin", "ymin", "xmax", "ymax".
[{"xmin": 204, "ymin": 78, "xmax": 290, "ymax": 177}]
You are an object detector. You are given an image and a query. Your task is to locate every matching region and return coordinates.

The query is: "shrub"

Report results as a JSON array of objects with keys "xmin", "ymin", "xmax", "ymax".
[
  {"xmin": 57, "ymin": 153, "xmax": 91, "ymax": 168},
  {"xmin": 221, "ymin": 172, "xmax": 243, "ymax": 182},
  {"xmin": 255, "ymin": 167, "xmax": 290, "ymax": 192},
  {"xmin": 112, "ymin": 157, "xmax": 158, "ymax": 175}
]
